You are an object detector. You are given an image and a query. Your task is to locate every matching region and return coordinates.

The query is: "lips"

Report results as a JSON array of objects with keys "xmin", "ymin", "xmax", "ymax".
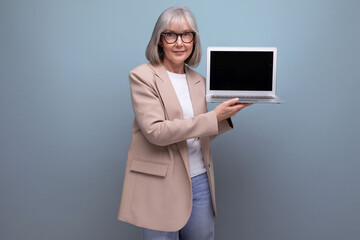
[{"xmin": 173, "ymin": 51, "xmax": 185, "ymax": 55}]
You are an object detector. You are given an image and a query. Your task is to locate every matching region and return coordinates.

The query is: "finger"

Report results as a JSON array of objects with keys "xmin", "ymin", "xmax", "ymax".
[
  {"xmin": 234, "ymin": 102, "xmax": 253, "ymax": 107},
  {"xmin": 242, "ymin": 103, "xmax": 253, "ymax": 108},
  {"xmin": 222, "ymin": 98, "xmax": 239, "ymax": 106},
  {"xmin": 232, "ymin": 103, "xmax": 252, "ymax": 111},
  {"xmin": 235, "ymin": 102, "xmax": 252, "ymax": 105}
]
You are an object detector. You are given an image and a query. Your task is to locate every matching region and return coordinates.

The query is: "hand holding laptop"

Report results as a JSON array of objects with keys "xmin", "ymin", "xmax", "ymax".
[{"xmin": 214, "ymin": 98, "xmax": 252, "ymax": 121}]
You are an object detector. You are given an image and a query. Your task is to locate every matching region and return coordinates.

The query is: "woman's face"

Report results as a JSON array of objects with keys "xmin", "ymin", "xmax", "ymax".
[{"xmin": 160, "ymin": 19, "xmax": 194, "ymax": 72}]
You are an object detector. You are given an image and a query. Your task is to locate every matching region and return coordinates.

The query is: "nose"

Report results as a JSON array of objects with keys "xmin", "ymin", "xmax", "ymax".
[{"xmin": 175, "ymin": 35, "xmax": 183, "ymax": 47}]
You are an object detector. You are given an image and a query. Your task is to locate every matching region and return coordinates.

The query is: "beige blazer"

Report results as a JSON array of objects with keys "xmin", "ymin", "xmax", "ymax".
[{"xmin": 118, "ymin": 63, "xmax": 233, "ymax": 231}]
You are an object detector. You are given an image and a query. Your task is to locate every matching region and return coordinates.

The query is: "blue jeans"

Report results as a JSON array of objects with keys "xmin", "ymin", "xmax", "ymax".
[{"xmin": 141, "ymin": 172, "xmax": 215, "ymax": 240}]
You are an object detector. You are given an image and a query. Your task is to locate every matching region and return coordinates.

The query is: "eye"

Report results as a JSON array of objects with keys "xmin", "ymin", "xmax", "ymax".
[
  {"xmin": 165, "ymin": 32, "xmax": 174, "ymax": 37},
  {"xmin": 183, "ymin": 32, "xmax": 190, "ymax": 36}
]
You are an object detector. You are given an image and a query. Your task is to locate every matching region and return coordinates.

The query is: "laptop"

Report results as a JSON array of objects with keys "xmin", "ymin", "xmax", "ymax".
[{"xmin": 206, "ymin": 47, "xmax": 283, "ymax": 104}]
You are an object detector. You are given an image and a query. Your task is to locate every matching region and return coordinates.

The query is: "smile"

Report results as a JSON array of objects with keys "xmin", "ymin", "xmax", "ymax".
[{"xmin": 173, "ymin": 51, "xmax": 185, "ymax": 55}]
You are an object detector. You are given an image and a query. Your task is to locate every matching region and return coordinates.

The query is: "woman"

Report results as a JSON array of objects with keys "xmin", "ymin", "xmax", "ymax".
[{"xmin": 118, "ymin": 6, "xmax": 251, "ymax": 240}]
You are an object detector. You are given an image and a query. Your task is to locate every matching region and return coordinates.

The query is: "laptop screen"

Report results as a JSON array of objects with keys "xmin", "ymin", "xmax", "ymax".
[{"xmin": 210, "ymin": 51, "xmax": 273, "ymax": 91}]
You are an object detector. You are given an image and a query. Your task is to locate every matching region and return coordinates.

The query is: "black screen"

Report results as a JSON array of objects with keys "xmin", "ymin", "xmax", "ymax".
[{"xmin": 210, "ymin": 51, "xmax": 273, "ymax": 91}]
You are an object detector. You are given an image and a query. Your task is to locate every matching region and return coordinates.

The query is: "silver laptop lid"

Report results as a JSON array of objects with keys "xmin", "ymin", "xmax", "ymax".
[{"xmin": 206, "ymin": 47, "xmax": 278, "ymax": 97}]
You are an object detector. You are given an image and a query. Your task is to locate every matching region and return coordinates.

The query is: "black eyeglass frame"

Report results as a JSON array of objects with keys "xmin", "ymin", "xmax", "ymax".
[{"xmin": 161, "ymin": 32, "xmax": 196, "ymax": 44}]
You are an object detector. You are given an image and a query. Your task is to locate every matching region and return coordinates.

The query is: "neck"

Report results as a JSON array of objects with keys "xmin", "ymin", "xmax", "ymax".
[{"xmin": 163, "ymin": 61, "xmax": 185, "ymax": 74}]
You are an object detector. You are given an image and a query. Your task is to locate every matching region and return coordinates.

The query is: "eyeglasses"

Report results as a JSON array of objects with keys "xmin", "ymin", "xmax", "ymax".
[{"xmin": 161, "ymin": 32, "xmax": 195, "ymax": 44}]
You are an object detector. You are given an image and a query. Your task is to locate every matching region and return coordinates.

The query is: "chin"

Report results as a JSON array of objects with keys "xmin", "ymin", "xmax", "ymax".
[{"xmin": 170, "ymin": 58, "xmax": 186, "ymax": 64}]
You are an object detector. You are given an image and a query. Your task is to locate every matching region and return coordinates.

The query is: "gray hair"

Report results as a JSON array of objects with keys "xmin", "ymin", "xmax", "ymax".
[{"xmin": 145, "ymin": 6, "xmax": 201, "ymax": 67}]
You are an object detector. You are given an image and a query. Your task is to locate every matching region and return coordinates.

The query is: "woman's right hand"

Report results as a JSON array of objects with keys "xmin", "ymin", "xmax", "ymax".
[{"xmin": 214, "ymin": 98, "xmax": 252, "ymax": 122}]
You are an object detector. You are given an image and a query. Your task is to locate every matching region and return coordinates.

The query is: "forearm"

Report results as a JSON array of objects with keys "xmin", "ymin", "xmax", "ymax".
[
  {"xmin": 138, "ymin": 111, "xmax": 218, "ymax": 146},
  {"xmin": 210, "ymin": 118, "xmax": 233, "ymax": 141}
]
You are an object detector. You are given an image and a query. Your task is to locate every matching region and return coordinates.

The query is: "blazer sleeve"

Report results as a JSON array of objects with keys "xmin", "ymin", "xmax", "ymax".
[
  {"xmin": 129, "ymin": 67, "xmax": 219, "ymax": 147},
  {"xmin": 211, "ymin": 118, "xmax": 233, "ymax": 141}
]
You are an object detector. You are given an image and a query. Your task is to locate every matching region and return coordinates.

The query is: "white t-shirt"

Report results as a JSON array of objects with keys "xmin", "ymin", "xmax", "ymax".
[{"xmin": 167, "ymin": 71, "xmax": 207, "ymax": 177}]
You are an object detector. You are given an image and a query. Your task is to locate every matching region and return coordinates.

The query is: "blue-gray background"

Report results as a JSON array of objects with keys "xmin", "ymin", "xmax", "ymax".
[{"xmin": 1, "ymin": 0, "xmax": 359, "ymax": 239}]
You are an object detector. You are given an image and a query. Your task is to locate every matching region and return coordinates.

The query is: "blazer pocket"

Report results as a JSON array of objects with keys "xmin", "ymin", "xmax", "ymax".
[{"xmin": 130, "ymin": 159, "xmax": 169, "ymax": 177}]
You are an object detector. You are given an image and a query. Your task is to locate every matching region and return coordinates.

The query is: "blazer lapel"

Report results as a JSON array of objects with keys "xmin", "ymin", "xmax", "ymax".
[
  {"xmin": 186, "ymin": 67, "xmax": 211, "ymax": 166},
  {"xmin": 149, "ymin": 64, "xmax": 191, "ymax": 178},
  {"xmin": 150, "ymin": 64, "xmax": 183, "ymax": 120},
  {"xmin": 185, "ymin": 66, "xmax": 206, "ymax": 117}
]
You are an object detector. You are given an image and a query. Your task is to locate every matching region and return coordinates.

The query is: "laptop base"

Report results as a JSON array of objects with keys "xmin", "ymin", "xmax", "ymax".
[{"xmin": 206, "ymin": 96, "xmax": 284, "ymax": 104}]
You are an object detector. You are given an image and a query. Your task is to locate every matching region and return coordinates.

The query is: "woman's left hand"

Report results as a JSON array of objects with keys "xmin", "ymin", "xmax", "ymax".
[{"xmin": 214, "ymin": 98, "xmax": 252, "ymax": 122}]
